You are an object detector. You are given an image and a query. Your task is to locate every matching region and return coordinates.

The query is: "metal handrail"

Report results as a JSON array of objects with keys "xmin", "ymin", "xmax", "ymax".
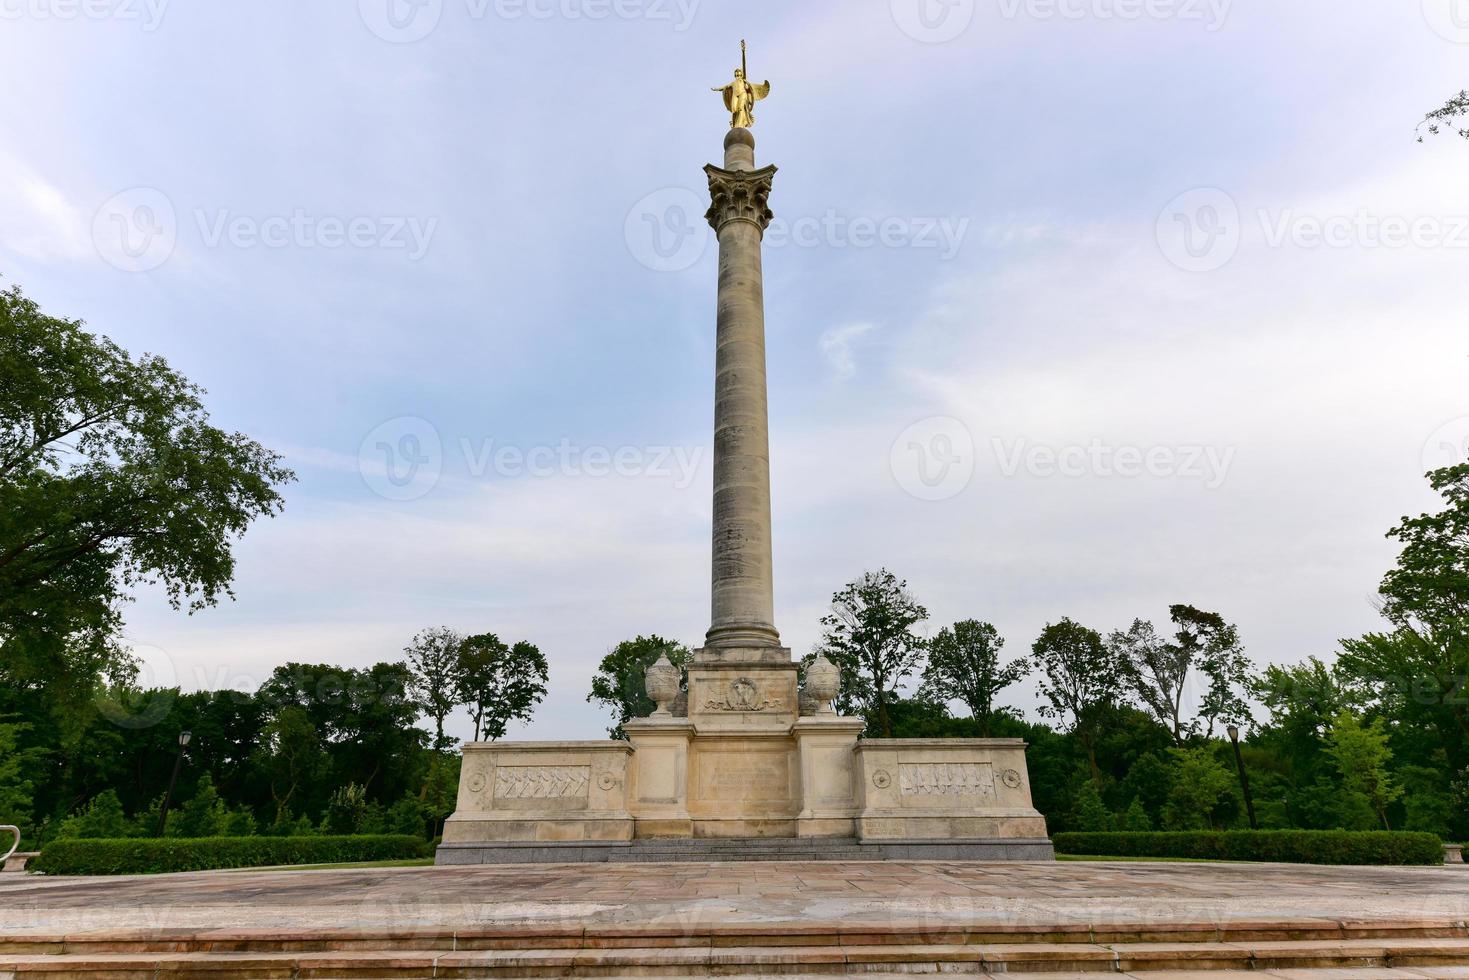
[{"xmin": 1, "ymin": 825, "xmax": 18, "ymax": 864}]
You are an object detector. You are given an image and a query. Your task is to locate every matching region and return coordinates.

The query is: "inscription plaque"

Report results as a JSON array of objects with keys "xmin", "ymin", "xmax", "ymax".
[{"xmin": 697, "ymin": 754, "xmax": 789, "ymax": 802}]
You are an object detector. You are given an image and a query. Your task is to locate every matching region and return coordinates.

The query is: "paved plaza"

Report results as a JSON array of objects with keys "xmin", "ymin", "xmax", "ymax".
[{"xmin": 4, "ymin": 860, "xmax": 1467, "ymax": 936}]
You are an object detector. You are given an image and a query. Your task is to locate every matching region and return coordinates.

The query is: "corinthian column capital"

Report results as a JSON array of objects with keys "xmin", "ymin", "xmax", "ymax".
[{"xmin": 704, "ymin": 164, "xmax": 777, "ymax": 234}]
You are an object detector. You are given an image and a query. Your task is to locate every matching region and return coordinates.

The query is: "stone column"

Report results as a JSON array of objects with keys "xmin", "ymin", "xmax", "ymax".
[{"xmin": 703, "ymin": 127, "xmax": 781, "ymax": 652}]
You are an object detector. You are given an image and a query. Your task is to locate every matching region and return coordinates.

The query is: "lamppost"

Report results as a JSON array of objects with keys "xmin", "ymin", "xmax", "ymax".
[
  {"xmin": 156, "ymin": 730, "xmax": 192, "ymax": 837},
  {"xmin": 1226, "ymin": 724, "xmax": 1258, "ymax": 830}
]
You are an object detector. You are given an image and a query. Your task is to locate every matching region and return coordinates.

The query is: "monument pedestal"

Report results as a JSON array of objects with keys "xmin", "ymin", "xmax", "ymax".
[{"xmin": 437, "ymin": 728, "xmax": 1053, "ymax": 862}]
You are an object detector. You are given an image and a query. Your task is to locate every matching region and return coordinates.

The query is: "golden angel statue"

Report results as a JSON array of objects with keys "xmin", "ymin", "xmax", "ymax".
[{"xmin": 712, "ymin": 40, "xmax": 770, "ymax": 129}]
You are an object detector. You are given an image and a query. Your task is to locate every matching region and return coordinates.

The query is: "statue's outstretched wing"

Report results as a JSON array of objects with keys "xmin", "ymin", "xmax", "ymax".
[
  {"xmin": 752, "ymin": 80, "xmax": 771, "ymax": 101},
  {"xmin": 720, "ymin": 85, "xmax": 736, "ymax": 112}
]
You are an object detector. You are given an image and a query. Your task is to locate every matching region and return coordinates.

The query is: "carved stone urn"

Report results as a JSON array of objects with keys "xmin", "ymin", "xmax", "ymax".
[
  {"xmin": 804, "ymin": 653, "xmax": 840, "ymax": 714},
  {"xmin": 644, "ymin": 654, "xmax": 681, "ymax": 717}
]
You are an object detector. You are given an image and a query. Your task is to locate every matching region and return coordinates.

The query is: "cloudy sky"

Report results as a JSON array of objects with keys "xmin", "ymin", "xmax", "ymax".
[{"xmin": 3, "ymin": 0, "xmax": 1467, "ymax": 741}]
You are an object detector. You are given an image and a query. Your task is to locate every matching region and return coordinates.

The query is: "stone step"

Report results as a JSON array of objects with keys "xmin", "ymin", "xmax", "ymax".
[
  {"xmin": 436, "ymin": 836, "xmax": 1055, "ymax": 864},
  {"xmin": 4, "ymin": 937, "xmax": 1469, "ymax": 977},
  {"xmin": 5, "ymin": 919, "xmax": 1468, "ymax": 956}
]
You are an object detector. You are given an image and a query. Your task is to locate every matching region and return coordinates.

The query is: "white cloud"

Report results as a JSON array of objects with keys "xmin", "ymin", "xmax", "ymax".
[
  {"xmin": 0, "ymin": 152, "xmax": 92, "ymax": 262},
  {"xmin": 818, "ymin": 321, "xmax": 877, "ymax": 379}
]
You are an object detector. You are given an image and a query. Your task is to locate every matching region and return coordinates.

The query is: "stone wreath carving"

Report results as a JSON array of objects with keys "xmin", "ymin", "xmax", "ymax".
[
  {"xmin": 871, "ymin": 769, "xmax": 893, "ymax": 789},
  {"xmin": 704, "ymin": 677, "xmax": 781, "ymax": 712},
  {"xmin": 465, "ymin": 772, "xmax": 487, "ymax": 795},
  {"xmin": 597, "ymin": 772, "xmax": 619, "ymax": 791},
  {"xmin": 1000, "ymin": 768, "xmax": 1023, "ymax": 789}
]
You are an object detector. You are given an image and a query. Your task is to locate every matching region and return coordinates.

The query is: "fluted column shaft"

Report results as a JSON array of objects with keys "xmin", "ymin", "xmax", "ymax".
[{"xmin": 704, "ymin": 128, "xmax": 779, "ymax": 649}]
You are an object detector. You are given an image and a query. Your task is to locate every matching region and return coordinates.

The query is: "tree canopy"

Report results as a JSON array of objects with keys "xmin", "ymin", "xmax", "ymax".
[{"xmin": 0, "ymin": 283, "xmax": 293, "ymax": 718}]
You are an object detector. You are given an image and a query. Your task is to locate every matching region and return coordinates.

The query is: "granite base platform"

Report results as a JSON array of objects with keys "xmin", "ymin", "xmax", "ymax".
[{"xmin": 434, "ymin": 835, "xmax": 1055, "ymax": 864}]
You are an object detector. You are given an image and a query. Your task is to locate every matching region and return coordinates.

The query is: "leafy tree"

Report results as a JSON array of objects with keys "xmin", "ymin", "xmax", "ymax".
[
  {"xmin": 403, "ymin": 627, "xmax": 466, "ymax": 750},
  {"xmin": 1170, "ymin": 605, "xmax": 1251, "ymax": 737},
  {"xmin": 920, "ymin": 619, "xmax": 1028, "ymax": 736},
  {"xmin": 0, "ymin": 283, "xmax": 293, "ymax": 698},
  {"xmin": 1251, "ymin": 657, "xmax": 1350, "ymax": 739},
  {"xmin": 1418, "ymin": 90, "xmax": 1469, "ymax": 142},
  {"xmin": 1338, "ymin": 465, "xmax": 1469, "ymax": 771},
  {"xmin": 1120, "ymin": 797, "xmax": 1153, "ymax": 831},
  {"xmin": 457, "ymin": 634, "xmax": 549, "ymax": 741},
  {"xmin": 324, "ymin": 782, "xmax": 370, "ymax": 835},
  {"xmin": 420, "ymin": 751, "xmax": 460, "ymax": 839},
  {"xmin": 173, "ymin": 774, "xmax": 229, "ymax": 838},
  {"xmin": 1072, "ymin": 781, "xmax": 1112, "ymax": 832},
  {"xmin": 385, "ymin": 794, "xmax": 429, "ymax": 838},
  {"xmin": 1161, "ymin": 746, "xmax": 1240, "ymax": 830},
  {"xmin": 1118, "ymin": 751, "xmax": 1172, "ymax": 827},
  {"xmin": 1325, "ymin": 710, "xmax": 1402, "ymax": 830},
  {"xmin": 56, "ymin": 788, "xmax": 132, "ymax": 839},
  {"xmin": 587, "ymin": 635, "xmax": 690, "ymax": 739},
  {"xmin": 817, "ymin": 569, "xmax": 929, "ymax": 738},
  {"xmin": 223, "ymin": 805, "xmax": 257, "ymax": 837},
  {"xmin": 1109, "ymin": 620, "xmax": 1182, "ymax": 738},
  {"xmin": 253, "ymin": 706, "xmax": 328, "ymax": 826},
  {"xmin": 1033, "ymin": 618, "xmax": 1119, "ymax": 785},
  {"xmin": 0, "ymin": 720, "xmax": 43, "ymax": 835},
  {"xmin": 258, "ymin": 662, "xmax": 423, "ymax": 802},
  {"xmin": 1117, "ymin": 607, "xmax": 1250, "ymax": 743},
  {"xmin": 1398, "ymin": 764, "xmax": 1452, "ymax": 838}
]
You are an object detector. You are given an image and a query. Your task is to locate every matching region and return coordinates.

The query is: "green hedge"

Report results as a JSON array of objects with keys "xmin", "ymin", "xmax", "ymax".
[
  {"xmin": 1053, "ymin": 830, "xmax": 1444, "ymax": 866},
  {"xmin": 31, "ymin": 835, "xmax": 430, "ymax": 875}
]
